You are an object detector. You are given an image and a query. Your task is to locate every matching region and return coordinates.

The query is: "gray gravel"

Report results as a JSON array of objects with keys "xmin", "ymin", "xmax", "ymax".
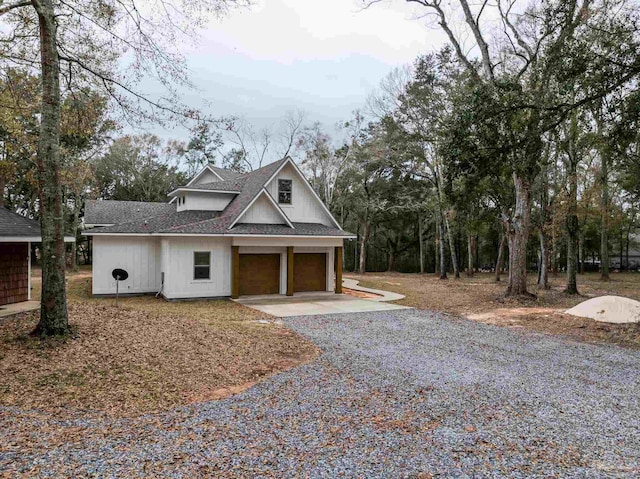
[{"xmin": 2, "ymin": 309, "xmax": 640, "ymax": 477}]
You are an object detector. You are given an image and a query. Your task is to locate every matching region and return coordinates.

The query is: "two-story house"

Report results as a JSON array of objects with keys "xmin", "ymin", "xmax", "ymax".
[{"xmin": 83, "ymin": 157, "xmax": 354, "ymax": 299}]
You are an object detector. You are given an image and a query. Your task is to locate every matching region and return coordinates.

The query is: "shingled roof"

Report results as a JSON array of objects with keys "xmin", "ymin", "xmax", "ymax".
[
  {"xmin": 84, "ymin": 200, "xmax": 176, "ymax": 226},
  {"xmin": 0, "ymin": 207, "xmax": 41, "ymax": 239},
  {"xmin": 209, "ymin": 165, "xmax": 242, "ymax": 181},
  {"xmin": 86, "ymin": 158, "xmax": 354, "ymax": 237},
  {"xmin": 178, "ymin": 177, "xmax": 246, "ymax": 192}
]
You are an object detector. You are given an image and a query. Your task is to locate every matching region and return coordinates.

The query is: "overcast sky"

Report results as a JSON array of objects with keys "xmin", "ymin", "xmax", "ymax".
[{"xmin": 149, "ymin": 0, "xmax": 448, "ymax": 140}]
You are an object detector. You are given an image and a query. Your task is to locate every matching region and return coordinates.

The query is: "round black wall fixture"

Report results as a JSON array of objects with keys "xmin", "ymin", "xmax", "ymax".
[{"xmin": 112, "ymin": 268, "xmax": 129, "ymax": 281}]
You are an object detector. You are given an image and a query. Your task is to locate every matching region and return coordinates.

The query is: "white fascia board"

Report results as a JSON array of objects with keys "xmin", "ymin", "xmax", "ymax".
[
  {"xmin": 0, "ymin": 236, "xmax": 76, "ymax": 242},
  {"xmin": 167, "ymin": 187, "xmax": 240, "ymax": 197},
  {"xmin": 84, "ymin": 232, "xmax": 355, "ymax": 239},
  {"xmin": 0, "ymin": 236, "xmax": 42, "ymax": 242},
  {"xmin": 265, "ymin": 157, "xmax": 342, "ymax": 230},
  {"xmin": 229, "ymin": 188, "xmax": 294, "ymax": 230},
  {"xmin": 83, "ymin": 223, "xmax": 114, "ymax": 228},
  {"xmin": 229, "ymin": 234, "xmax": 356, "ymax": 239}
]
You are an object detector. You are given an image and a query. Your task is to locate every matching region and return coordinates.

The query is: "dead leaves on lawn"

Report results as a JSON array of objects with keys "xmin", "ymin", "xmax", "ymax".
[
  {"xmin": 352, "ymin": 272, "xmax": 640, "ymax": 349},
  {"xmin": 0, "ymin": 288, "xmax": 319, "ymax": 417}
]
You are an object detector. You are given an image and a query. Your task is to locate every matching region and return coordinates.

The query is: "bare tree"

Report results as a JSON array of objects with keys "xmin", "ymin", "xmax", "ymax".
[
  {"xmin": 0, "ymin": 0, "xmax": 249, "ymax": 335},
  {"xmin": 298, "ymin": 112, "xmax": 363, "ymax": 208},
  {"xmin": 364, "ymin": 0, "xmax": 640, "ymax": 296},
  {"xmin": 222, "ymin": 109, "xmax": 306, "ymax": 171}
]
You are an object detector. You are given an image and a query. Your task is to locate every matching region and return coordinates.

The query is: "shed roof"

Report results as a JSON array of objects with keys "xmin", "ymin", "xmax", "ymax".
[{"xmin": 0, "ymin": 207, "xmax": 41, "ymax": 240}]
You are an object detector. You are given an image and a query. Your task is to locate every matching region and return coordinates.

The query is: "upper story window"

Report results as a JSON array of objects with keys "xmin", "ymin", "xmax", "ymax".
[
  {"xmin": 278, "ymin": 179, "xmax": 292, "ymax": 205},
  {"xmin": 193, "ymin": 251, "xmax": 211, "ymax": 280}
]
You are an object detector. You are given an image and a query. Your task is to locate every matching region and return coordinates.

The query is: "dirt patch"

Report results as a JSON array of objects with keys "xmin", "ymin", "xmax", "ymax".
[
  {"xmin": 343, "ymin": 287, "xmax": 382, "ymax": 300},
  {"xmin": 1, "ymin": 272, "xmax": 319, "ymax": 417},
  {"xmin": 349, "ymin": 272, "xmax": 640, "ymax": 349}
]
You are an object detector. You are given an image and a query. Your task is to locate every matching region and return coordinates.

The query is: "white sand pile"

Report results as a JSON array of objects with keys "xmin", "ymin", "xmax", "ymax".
[{"xmin": 565, "ymin": 295, "xmax": 640, "ymax": 324}]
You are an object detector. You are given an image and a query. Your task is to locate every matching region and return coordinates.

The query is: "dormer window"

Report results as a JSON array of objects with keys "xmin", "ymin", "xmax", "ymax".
[{"xmin": 278, "ymin": 179, "xmax": 292, "ymax": 205}]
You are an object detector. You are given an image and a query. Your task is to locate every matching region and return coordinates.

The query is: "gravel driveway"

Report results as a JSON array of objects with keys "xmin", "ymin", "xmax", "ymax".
[{"xmin": 3, "ymin": 309, "xmax": 640, "ymax": 477}]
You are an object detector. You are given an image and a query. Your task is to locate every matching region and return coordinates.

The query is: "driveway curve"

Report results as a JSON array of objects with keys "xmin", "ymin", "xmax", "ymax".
[{"xmin": 3, "ymin": 309, "xmax": 640, "ymax": 477}]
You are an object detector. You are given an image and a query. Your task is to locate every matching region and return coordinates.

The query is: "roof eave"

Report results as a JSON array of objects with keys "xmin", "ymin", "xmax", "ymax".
[{"xmin": 167, "ymin": 187, "xmax": 241, "ymax": 197}]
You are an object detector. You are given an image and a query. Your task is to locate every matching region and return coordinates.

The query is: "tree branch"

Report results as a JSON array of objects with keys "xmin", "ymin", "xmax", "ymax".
[
  {"xmin": 0, "ymin": 1, "xmax": 29, "ymax": 16},
  {"xmin": 458, "ymin": 0, "xmax": 494, "ymax": 80}
]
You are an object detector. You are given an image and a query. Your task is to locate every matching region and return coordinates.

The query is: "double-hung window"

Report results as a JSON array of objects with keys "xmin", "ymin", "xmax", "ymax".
[
  {"xmin": 194, "ymin": 251, "xmax": 211, "ymax": 280},
  {"xmin": 278, "ymin": 179, "xmax": 292, "ymax": 205}
]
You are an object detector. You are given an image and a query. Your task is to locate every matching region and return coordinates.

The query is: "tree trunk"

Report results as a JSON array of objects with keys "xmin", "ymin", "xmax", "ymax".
[
  {"xmin": 551, "ymin": 223, "xmax": 558, "ymax": 276},
  {"xmin": 387, "ymin": 252, "xmax": 396, "ymax": 272},
  {"xmin": 435, "ymin": 160, "xmax": 458, "ymax": 278},
  {"xmin": 444, "ymin": 213, "xmax": 459, "ymax": 278},
  {"xmin": 600, "ymin": 165, "xmax": 610, "ymax": 278},
  {"xmin": 598, "ymin": 119, "xmax": 610, "ymax": 280},
  {"xmin": 33, "ymin": 0, "xmax": 69, "ymax": 337},
  {"xmin": 538, "ymin": 229, "xmax": 549, "ymax": 289},
  {"xmin": 358, "ymin": 221, "xmax": 370, "ymax": 275},
  {"xmin": 505, "ymin": 173, "xmax": 532, "ymax": 297},
  {"xmin": 474, "ymin": 234, "xmax": 479, "ymax": 271},
  {"xmin": 466, "ymin": 234, "xmax": 474, "ymax": 277},
  {"xmin": 495, "ymin": 230, "xmax": 506, "ymax": 282},
  {"xmin": 354, "ymin": 223, "xmax": 359, "ymax": 272},
  {"xmin": 434, "ymin": 215, "xmax": 440, "ymax": 276},
  {"xmin": 578, "ymin": 233, "xmax": 585, "ymax": 274},
  {"xmin": 418, "ymin": 211, "xmax": 424, "ymax": 274},
  {"xmin": 438, "ymin": 211, "xmax": 448, "ymax": 280},
  {"xmin": 0, "ymin": 176, "xmax": 5, "ymax": 207},
  {"xmin": 626, "ymin": 224, "xmax": 631, "ymax": 271},
  {"xmin": 619, "ymin": 228, "xmax": 624, "ymax": 271},
  {"xmin": 565, "ymin": 121, "xmax": 579, "ymax": 295}
]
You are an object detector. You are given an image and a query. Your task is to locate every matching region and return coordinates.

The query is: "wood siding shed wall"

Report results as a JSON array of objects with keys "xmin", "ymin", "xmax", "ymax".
[{"xmin": 0, "ymin": 243, "xmax": 28, "ymax": 305}]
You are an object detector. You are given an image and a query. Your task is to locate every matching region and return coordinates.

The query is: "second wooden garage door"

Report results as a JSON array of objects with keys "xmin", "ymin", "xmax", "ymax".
[
  {"xmin": 239, "ymin": 254, "xmax": 280, "ymax": 296},
  {"xmin": 294, "ymin": 253, "xmax": 326, "ymax": 292}
]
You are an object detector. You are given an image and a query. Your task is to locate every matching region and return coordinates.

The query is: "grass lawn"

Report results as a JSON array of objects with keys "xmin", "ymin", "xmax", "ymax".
[
  {"xmin": 349, "ymin": 271, "xmax": 640, "ymax": 349},
  {"xmin": 0, "ymin": 267, "xmax": 318, "ymax": 417}
]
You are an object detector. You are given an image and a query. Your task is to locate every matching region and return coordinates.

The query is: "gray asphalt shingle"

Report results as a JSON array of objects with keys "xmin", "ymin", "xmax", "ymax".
[
  {"xmin": 85, "ymin": 158, "xmax": 353, "ymax": 237},
  {"xmin": 208, "ymin": 166, "xmax": 242, "ymax": 181},
  {"xmin": 84, "ymin": 200, "xmax": 176, "ymax": 226},
  {"xmin": 0, "ymin": 207, "xmax": 41, "ymax": 238}
]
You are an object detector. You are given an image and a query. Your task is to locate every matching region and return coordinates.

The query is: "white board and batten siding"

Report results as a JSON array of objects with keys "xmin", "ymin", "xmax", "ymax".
[
  {"xmin": 177, "ymin": 192, "xmax": 234, "ymax": 212},
  {"xmin": 238, "ymin": 193, "xmax": 287, "ymax": 224},
  {"xmin": 160, "ymin": 237, "xmax": 232, "ymax": 299},
  {"xmin": 92, "ymin": 236, "xmax": 161, "ymax": 295},
  {"xmin": 265, "ymin": 163, "xmax": 334, "ymax": 225},
  {"xmin": 191, "ymin": 169, "xmax": 220, "ymax": 185}
]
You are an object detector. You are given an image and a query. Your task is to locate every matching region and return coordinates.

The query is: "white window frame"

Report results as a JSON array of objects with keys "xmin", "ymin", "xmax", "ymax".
[{"xmin": 193, "ymin": 251, "xmax": 211, "ymax": 280}]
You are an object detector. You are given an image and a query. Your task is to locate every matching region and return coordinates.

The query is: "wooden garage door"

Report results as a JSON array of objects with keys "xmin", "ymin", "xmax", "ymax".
[
  {"xmin": 239, "ymin": 254, "xmax": 280, "ymax": 296},
  {"xmin": 294, "ymin": 253, "xmax": 326, "ymax": 292}
]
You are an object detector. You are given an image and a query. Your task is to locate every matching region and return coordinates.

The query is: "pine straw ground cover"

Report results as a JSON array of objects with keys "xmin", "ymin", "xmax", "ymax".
[
  {"xmin": 0, "ymin": 269, "xmax": 318, "ymax": 417},
  {"xmin": 349, "ymin": 271, "xmax": 640, "ymax": 349}
]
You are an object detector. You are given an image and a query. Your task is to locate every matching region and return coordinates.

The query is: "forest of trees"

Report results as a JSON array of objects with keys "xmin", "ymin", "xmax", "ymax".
[{"xmin": 2, "ymin": 0, "xmax": 640, "ymax": 334}]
